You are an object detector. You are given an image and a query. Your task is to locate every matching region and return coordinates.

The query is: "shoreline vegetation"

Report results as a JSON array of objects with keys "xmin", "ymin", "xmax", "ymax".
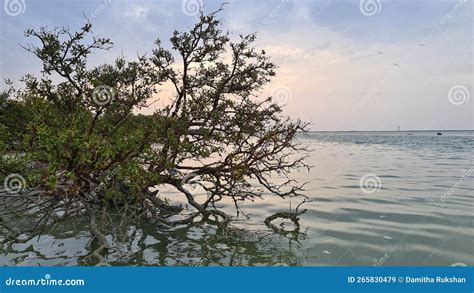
[{"xmin": 0, "ymin": 5, "xmax": 310, "ymax": 264}]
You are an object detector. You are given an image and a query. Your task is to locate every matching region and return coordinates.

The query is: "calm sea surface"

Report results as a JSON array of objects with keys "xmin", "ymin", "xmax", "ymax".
[{"xmin": 3, "ymin": 131, "xmax": 473, "ymax": 266}]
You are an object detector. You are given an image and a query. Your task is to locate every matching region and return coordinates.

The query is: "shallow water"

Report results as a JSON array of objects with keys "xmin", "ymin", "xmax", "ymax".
[{"xmin": 2, "ymin": 131, "xmax": 473, "ymax": 266}]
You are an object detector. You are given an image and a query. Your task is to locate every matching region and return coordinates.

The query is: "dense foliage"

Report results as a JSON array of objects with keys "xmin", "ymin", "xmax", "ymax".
[{"xmin": 0, "ymin": 7, "xmax": 309, "ymax": 261}]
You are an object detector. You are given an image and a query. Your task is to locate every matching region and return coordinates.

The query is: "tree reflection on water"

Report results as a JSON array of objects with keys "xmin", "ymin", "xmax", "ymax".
[{"xmin": 2, "ymin": 215, "xmax": 306, "ymax": 266}]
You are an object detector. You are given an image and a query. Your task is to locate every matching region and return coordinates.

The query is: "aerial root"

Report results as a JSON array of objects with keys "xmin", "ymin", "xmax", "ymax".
[{"xmin": 85, "ymin": 208, "xmax": 110, "ymax": 263}]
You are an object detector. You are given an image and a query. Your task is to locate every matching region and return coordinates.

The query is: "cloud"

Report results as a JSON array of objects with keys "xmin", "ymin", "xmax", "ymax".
[
  {"xmin": 0, "ymin": 0, "xmax": 471, "ymax": 130},
  {"xmin": 123, "ymin": 5, "xmax": 150, "ymax": 19}
]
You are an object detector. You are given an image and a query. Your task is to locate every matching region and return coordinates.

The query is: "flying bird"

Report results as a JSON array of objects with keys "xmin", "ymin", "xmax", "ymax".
[
  {"xmin": 419, "ymin": 43, "xmax": 426, "ymax": 47},
  {"xmin": 377, "ymin": 51, "xmax": 383, "ymax": 54},
  {"xmin": 393, "ymin": 63, "xmax": 399, "ymax": 66}
]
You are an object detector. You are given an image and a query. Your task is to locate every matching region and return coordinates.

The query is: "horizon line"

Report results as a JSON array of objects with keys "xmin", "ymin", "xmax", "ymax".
[{"xmin": 306, "ymin": 129, "xmax": 474, "ymax": 132}]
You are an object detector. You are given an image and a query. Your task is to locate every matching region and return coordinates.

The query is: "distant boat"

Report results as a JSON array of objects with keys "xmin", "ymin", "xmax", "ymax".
[{"xmin": 437, "ymin": 132, "xmax": 442, "ymax": 136}]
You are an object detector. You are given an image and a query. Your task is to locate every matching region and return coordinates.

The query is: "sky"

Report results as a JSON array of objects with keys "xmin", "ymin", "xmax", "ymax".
[{"xmin": 0, "ymin": 0, "xmax": 472, "ymax": 131}]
